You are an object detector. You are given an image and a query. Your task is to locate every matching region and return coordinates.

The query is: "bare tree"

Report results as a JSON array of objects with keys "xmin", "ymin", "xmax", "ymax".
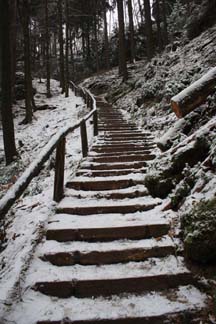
[
  {"xmin": 117, "ymin": 0, "xmax": 128, "ymax": 81},
  {"xmin": 127, "ymin": 0, "xmax": 136, "ymax": 63},
  {"xmin": 0, "ymin": 0, "xmax": 17, "ymax": 164},
  {"xmin": 143, "ymin": 0, "xmax": 154, "ymax": 59}
]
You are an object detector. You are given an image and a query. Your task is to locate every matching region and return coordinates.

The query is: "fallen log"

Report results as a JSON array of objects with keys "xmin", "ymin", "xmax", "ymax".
[{"xmin": 171, "ymin": 67, "xmax": 216, "ymax": 118}]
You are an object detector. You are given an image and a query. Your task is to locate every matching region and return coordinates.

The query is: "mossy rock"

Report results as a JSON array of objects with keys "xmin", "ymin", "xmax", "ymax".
[
  {"xmin": 184, "ymin": 240, "xmax": 216, "ymax": 264},
  {"xmin": 182, "ymin": 198, "xmax": 216, "ymax": 263},
  {"xmin": 144, "ymin": 174, "xmax": 174, "ymax": 199},
  {"xmin": 171, "ymin": 136, "xmax": 210, "ymax": 175}
]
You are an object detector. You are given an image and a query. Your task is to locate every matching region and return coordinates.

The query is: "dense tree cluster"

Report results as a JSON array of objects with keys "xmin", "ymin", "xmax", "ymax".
[{"xmin": 0, "ymin": 0, "xmax": 215, "ymax": 164}]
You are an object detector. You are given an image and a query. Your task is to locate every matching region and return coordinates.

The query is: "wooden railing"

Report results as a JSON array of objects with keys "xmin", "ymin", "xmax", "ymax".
[{"xmin": 0, "ymin": 82, "xmax": 98, "ymax": 219}]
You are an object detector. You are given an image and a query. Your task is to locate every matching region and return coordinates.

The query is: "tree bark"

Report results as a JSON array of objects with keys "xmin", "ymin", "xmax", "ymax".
[
  {"xmin": 45, "ymin": 0, "xmax": 51, "ymax": 98},
  {"xmin": 21, "ymin": 0, "xmax": 34, "ymax": 123},
  {"xmin": 103, "ymin": 0, "xmax": 110, "ymax": 69},
  {"xmin": 57, "ymin": 0, "xmax": 65, "ymax": 93},
  {"xmin": 143, "ymin": 0, "xmax": 154, "ymax": 59},
  {"xmin": 0, "ymin": 0, "xmax": 17, "ymax": 165},
  {"xmin": 127, "ymin": 0, "xmax": 136, "ymax": 63},
  {"xmin": 162, "ymin": 0, "xmax": 168, "ymax": 45},
  {"xmin": 117, "ymin": 0, "xmax": 128, "ymax": 81},
  {"xmin": 65, "ymin": 0, "xmax": 69, "ymax": 97},
  {"xmin": 155, "ymin": 0, "xmax": 163, "ymax": 52},
  {"xmin": 171, "ymin": 68, "xmax": 216, "ymax": 118}
]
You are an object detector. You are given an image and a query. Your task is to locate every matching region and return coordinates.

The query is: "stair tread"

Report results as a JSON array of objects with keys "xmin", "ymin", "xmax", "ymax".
[
  {"xmin": 29, "ymin": 255, "xmax": 189, "ymax": 284},
  {"xmin": 64, "ymin": 184, "xmax": 148, "ymax": 198},
  {"xmin": 57, "ymin": 196, "xmax": 161, "ymax": 210},
  {"xmin": 47, "ymin": 208, "xmax": 171, "ymax": 230},
  {"xmin": 39, "ymin": 236, "xmax": 177, "ymax": 255},
  {"xmin": 8, "ymin": 286, "xmax": 207, "ymax": 324}
]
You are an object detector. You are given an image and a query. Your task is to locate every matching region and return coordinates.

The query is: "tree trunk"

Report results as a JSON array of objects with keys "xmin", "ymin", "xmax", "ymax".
[
  {"xmin": 171, "ymin": 68, "xmax": 216, "ymax": 118},
  {"xmin": 65, "ymin": 0, "xmax": 69, "ymax": 97},
  {"xmin": 162, "ymin": 0, "xmax": 168, "ymax": 45},
  {"xmin": 94, "ymin": 2, "xmax": 100, "ymax": 73},
  {"xmin": 10, "ymin": 0, "xmax": 17, "ymax": 102},
  {"xmin": 143, "ymin": 0, "xmax": 154, "ymax": 59},
  {"xmin": 103, "ymin": 0, "xmax": 110, "ymax": 69},
  {"xmin": 22, "ymin": 0, "xmax": 34, "ymax": 123},
  {"xmin": 117, "ymin": 0, "xmax": 128, "ymax": 81},
  {"xmin": 127, "ymin": 0, "xmax": 136, "ymax": 63},
  {"xmin": 138, "ymin": 0, "xmax": 144, "ymax": 25},
  {"xmin": 0, "ymin": 0, "xmax": 17, "ymax": 165},
  {"xmin": 57, "ymin": 0, "xmax": 65, "ymax": 93},
  {"xmin": 45, "ymin": 0, "xmax": 51, "ymax": 98},
  {"xmin": 155, "ymin": 0, "xmax": 163, "ymax": 52}
]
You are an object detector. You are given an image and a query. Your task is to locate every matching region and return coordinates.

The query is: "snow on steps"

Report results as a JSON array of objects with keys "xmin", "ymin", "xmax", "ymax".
[
  {"xmin": 46, "ymin": 209, "xmax": 171, "ymax": 242},
  {"xmin": 29, "ymin": 255, "xmax": 196, "ymax": 298},
  {"xmin": 6, "ymin": 286, "xmax": 206, "ymax": 324},
  {"xmin": 56, "ymin": 196, "xmax": 161, "ymax": 215},
  {"xmin": 4, "ymin": 96, "xmax": 208, "ymax": 323},
  {"xmin": 39, "ymin": 236, "xmax": 177, "ymax": 266},
  {"xmin": 66, "ymin": 174, "xmax": 147, "ymax": 191}
]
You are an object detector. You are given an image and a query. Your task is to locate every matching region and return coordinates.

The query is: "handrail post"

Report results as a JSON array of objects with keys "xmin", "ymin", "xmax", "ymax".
[
  {"xmin": 53, "ymin": 137, "xmax": 66, "ymax": 202},
  {"xmin": 80, "ymin": 119, "xmax": 88, "ymax": 157},
  {"xmin": 93, "ymin": 110, "xmax": 98, "ymax": 136}
]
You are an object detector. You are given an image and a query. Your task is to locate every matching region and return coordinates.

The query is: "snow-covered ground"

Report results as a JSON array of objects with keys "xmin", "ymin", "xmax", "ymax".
[{"xmin": 0, "ymin": 79, "xmax": 95, "ymax": 316}]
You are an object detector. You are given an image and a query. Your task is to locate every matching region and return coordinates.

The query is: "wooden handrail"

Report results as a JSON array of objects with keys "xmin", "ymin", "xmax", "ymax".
[{"xmin": 0, "ymin": 83, "xmax": 98, "ymax": 218}]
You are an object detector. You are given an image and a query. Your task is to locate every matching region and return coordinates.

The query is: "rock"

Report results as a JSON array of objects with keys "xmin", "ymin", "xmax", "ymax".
[
  {"xmin": 144, "ymin": 174, "xmax": 174, "ymax": 199},
  {"xmin": 182, "ymin": 198, "xmax": 216, "ymax": 263}
]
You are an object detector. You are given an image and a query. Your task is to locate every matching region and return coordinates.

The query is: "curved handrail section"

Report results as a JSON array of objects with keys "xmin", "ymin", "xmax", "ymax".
[{"xmin": 0, "ymin": 83, "xmax": 98, "ymax": 219}]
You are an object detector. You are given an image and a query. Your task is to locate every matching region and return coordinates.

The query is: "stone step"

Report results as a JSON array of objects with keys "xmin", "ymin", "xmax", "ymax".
[
  {"xmin": 88, "ymin": 150, "xmax": 152, "ymax": 158},
  {"xmin": 75, "ymin": 168, "xmax": 147, "ymax": 177},
  {"xmin": 33, "ymin": 256, "xmax": 195, "ymax": 298},
  {"xmin": 64, "ymin": 185, "xmax": 149, "ymax": 200},
  {"xmin": 16, "ymin": 286, "xmax": 206, "ymax": 324},
  {"xmin": 40, "ymin": 237, "xmax": 176, "ymax": 266},
  {"xmin": 66, "ymin": 176, "xmax": 145, "ymax": 191},
  {"xmin": 37, "ymin": 310, "xmax": 206, "ymax": 324},
  {"xmin": 80, "ymin": 161, "xmax": 147, "ymax": 170},
  {"xmin": 46, "ymin": 225, "xmax": 170, "ymax": 243},
  {"xmin": 91, "ymin": 145, "xmax": 155, "ymax": 153},
  {"xmin": 87, "ymin": 154, "xmax": 156, "ymax": 163},
  {"xmin": 56, "ymin": 196, "xmax": 161, "ymax": 215},
  {"xmin": 34, "ymin": 272, "xmax": 195, "ymax": 299}
]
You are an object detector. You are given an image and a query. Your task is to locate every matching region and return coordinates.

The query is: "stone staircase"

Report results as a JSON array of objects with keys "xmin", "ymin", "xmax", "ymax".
[{"xmin": 8, "ymin": 98, "xmax": 208, "ymax": 323}]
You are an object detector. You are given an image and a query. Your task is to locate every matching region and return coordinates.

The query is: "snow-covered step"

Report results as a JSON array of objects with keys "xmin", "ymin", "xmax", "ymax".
[
  {"xmin": 56, "ymin": 196, "xmax": 161, "ymax": 215},
  {"xmin": 46, "ymin": 210, "xmax": 170, "ymax": 242},
  {"xmin": 40, "ymin": 236, "xmax": 177, "ymax": 266},
  {"xmin": 87, "ymin": 154, "xmax": 156, "ymax": 164},
  {"xmin": 7, "ymin": 286, "xmax": 207, "ymax": 324},
  {"xmin": 76, "ymin": 168, "xmax": 147, "ymax": 177},
  {"xmin": 88, "ymin": 149, "xmax": 152, "ymax": 157},
  {"xmin": 32, "ymin": 256, "xmax": 195, "ymax": 298},
  {"xmin": 91, "ymin": 145, "xmax": 156, "ymax": 153},
  {"xmin": 64, "ymin": 184, "xmax": 149, "ymax": 200},
  {"xmin": 79, "ymin": 161, "xmax": 147, "ymax": 170},
  {"xmin": 66, "ymin": 174, "xmax": 146, "ymax": 191}
]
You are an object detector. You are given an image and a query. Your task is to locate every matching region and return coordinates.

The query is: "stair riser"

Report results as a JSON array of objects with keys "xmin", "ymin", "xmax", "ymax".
[
  {"xmin": 34, "ymin": 273, "xmax": 195, "ymax": 298},
  {"xmin": 75, "ymin": 169, "xmax": 146, "ymax": 177},
  {"xmin": 88, "ymin": 151, "xmax": 151, "ymax": 158},
  {"xmin": 42, "ymin": 246, "xmax": 176, "ymax": 266},
  {"xmin": 56, "ymin": 203, "xmax": 159, "ymax": 216},
  {"xmin": 88, "ymin": 155, "xmax": 155, "ymax": 163},
  {"xmin": 37, "ymin": 311, "xmax": 205, "ymax": 324},
  {"xmin": 79, "ymin": 162, "xmax": 147, "ymax": 170},
  {"xmin": 66, "ymin": 179, "xmax": 142, "ymax": 191},
  {"xmin": 46, "ymin": 224, "xmax": 170, "ymax": 242}
]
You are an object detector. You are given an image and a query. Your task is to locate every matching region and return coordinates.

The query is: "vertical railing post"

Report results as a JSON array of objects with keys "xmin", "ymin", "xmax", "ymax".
[
  {"xmin": 80, "ymin": 119, "xmax": 88, "ymax": 157},
  {"xmin": 53, "ymin": 137, "xmax": 66, "ymax": 202},
  {"xmin": 93, "ymin": 110, "xmax": 98, "ymax": 136}
]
